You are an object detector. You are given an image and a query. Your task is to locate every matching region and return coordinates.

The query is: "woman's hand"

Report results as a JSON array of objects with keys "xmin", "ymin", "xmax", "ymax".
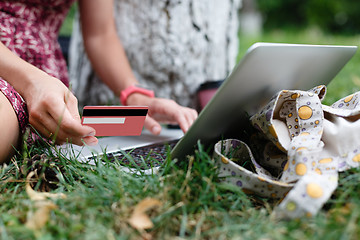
[
  {"xmin": 22, "ymin": 72, "xmax": 98, "ymax": 146},
  {"xmin": 0, "ymin": 42, "xmax": 97, "ymax": 146},
  {"xmin": 126, "ymin": 93, "xmax": 198, "ymax": 135}
]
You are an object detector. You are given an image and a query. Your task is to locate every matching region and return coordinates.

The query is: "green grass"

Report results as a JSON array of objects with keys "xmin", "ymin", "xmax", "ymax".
[
  {"xmin": 59, "ymin": 4, "xmax": 77, "ymax": 37},
  {"xmin": 2, "ymin": 29, "xmax": 360, "ymax": 239}
]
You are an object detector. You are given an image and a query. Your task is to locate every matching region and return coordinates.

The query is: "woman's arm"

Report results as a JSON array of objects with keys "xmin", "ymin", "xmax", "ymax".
[
  {"xmin": 78, "ymin": 0, "xmax": 136, "ymax": 93},
  {"xmin": 79, "ymin": 0, "xmax": 197, "ymax": 135},
  {"xmin": 0, "ymin": 42, "xmax": 98, "ymax": 146}
]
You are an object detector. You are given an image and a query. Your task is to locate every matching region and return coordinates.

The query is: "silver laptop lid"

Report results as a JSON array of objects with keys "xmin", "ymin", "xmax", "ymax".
[{"xmin": 171, "ymin": 42, "xmax": 357, "ymax": 160}]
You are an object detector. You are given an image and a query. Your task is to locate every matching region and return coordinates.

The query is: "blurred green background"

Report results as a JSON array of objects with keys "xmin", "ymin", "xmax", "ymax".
[{"xmin": 257, "ymin": 0, "xmax": 360, "ymax": 35}]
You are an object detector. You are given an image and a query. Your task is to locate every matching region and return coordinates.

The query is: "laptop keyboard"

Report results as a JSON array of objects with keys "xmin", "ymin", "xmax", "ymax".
[{"xmin": 88, "ymin": 140, "xmax": 179, "ymax": 170}]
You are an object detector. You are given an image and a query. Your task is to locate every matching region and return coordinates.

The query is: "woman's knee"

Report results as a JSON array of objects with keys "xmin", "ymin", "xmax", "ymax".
[{"xmin": 0, "ymin": 91, "xmax": 20, "ymax": 163}]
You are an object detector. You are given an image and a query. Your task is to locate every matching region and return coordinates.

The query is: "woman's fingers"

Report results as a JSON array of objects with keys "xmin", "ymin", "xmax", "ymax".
[
  {"xmin": 47, "ymin": 104, "xmax": 97, "ymax": 145},
  {"xmin": 125, "ymin": 92, "xmax": 198, "ymax": 135},
  {"xmin": 65, "ymin": 90, "xmax": 82, "ymax": 121},
  {"xmin": 145, "ymin": 98, "xmax": 198, "ymax": 134},
  {"xmin": 28, "ymin": 95, "xmax": 97, "ymax": 146},
  {"xmin": 178, "ymin": 106, "xmax": 198, "ymax": 132},
  {"xmin": 30, "ymin": 110, "xmax": 97, "ymax": 146},
  {"xmin": 144, "ymin": 116, "xmax": 162, "ymax": 135}
]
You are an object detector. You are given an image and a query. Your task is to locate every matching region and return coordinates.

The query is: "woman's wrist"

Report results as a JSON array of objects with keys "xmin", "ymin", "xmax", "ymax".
[
  {"xmin": 126, "ymin": 92, "xmax": 153, "ymax": 106},
  {"xmin": 0, "ymin": 47, "xmax": 47, "ymax": 99},
  {"xmin": 120, "ymin": 84, "xmax": 154, "ymax": 105},
  {"xmin": 17, "ymin": 66, "xmax": 49, "ymax": 100}
]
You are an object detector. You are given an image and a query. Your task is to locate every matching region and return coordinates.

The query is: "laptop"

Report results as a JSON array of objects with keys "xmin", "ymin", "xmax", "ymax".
[{"xmin": 60, "ymin": 42, "xmax": 357, "ymax": 174}]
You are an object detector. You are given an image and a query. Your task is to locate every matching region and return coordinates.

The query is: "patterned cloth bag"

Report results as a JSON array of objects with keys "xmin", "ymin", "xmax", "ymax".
[{"xmin": 213, "ymin": 85, "xmax": 360, "ymax": 218}]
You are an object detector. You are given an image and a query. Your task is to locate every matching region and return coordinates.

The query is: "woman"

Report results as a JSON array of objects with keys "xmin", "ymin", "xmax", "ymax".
[{"xmin": 0, "ymin": 0, "xmax": 197, "ymax": 163}]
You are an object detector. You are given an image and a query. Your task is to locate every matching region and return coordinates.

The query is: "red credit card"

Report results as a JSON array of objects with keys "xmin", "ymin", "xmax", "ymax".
[{"xmin": 81, "ymin": 106, "xmax": 148, "ymax": 136}]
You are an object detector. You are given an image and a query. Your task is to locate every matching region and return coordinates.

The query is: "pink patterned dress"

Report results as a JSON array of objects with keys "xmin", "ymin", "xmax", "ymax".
[{"xmin": 0, "ymin": 0, "xmax": 75, "ymax": 134}]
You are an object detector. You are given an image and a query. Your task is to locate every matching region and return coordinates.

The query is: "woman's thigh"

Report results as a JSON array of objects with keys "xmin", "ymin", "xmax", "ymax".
[{"xmin": 0, "ymin": 91, "xmax": 20, "ymax": 163}]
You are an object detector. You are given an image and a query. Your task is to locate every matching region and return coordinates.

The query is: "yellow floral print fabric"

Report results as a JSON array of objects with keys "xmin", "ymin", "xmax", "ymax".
[{"xmin": 213, "ymin": 85, "xmax": 360, "ymax": 218}]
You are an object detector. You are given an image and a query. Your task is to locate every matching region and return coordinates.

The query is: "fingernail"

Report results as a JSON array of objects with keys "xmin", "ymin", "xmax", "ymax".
[
  {"xmin": 86, "ymin": 138, "xmax": 98, "ymax": 146},
  {"xmin": 152, "ymin": 126, "xmax": 161, "ymax": 135},
  {"xmin": 83, "ymin": 131, "xmax": 96, "ymax": 137}
]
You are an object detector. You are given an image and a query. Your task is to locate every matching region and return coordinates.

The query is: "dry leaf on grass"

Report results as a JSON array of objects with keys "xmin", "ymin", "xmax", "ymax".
[
  {"xmin": 25, "ymin": 171, "xmax": 66, "ymax": 230},
  {"xmin": 128, "ymin": 198, "xmax": 162, "ymax": 231},
  {"xmin": 25, "ymin": 201, "xmax": 58, "ymax": 230}
]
